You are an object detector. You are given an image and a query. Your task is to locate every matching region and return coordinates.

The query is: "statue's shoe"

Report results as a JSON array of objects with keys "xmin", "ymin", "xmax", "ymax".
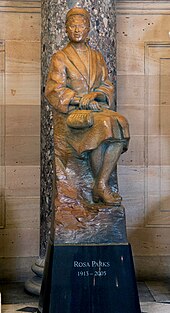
[{"xmin": 93, "ymin": 186, "xmax": 122, "ymax": 205}]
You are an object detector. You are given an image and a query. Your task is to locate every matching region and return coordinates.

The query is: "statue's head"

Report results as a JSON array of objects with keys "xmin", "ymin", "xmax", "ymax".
[{"xmin": 66, "ymin": 8, "xmax": 90, "ymax": 43}]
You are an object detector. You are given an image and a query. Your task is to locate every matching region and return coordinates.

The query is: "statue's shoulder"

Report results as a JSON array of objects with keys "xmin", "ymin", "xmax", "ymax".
[
  {"xmin": 51, "ymin": 49, "xmax": 66, "ymax": 61},
  {"xmin": 90, "ymin": 47, "xmax": 105, "ymax": 63},
  {"xmin": 52, "ymin": 43, "xmax": 74, "ymax": 60}
]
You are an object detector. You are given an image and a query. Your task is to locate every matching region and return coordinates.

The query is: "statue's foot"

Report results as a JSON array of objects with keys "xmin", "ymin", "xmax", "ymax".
[{"xmin": 93, "ymin": 185, "xmax": 122, "ymax": 205}]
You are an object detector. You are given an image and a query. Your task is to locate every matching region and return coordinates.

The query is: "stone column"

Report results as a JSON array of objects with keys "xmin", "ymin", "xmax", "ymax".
[
  {"xmin": 25, "ymin": 0, "xmax": 117, "ymax": 295},
  {"xmin": 40, "ymin": 0, "xmax": 117, "ymax": 258}
]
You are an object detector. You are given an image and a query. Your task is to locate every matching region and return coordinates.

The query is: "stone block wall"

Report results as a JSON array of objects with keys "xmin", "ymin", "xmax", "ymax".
[
  {"xmin": 117, "ymin": 0, "xmax": 170, "ymax": 279},
  {"xmin": 0, "ymin": 0, "xmax": 41, "ymax": 281}
]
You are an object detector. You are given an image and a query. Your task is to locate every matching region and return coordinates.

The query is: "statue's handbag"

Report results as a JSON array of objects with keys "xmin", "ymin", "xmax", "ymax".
[{"xmin": 67, "ymin": 110, "xmax": 94, "ymax": 129}]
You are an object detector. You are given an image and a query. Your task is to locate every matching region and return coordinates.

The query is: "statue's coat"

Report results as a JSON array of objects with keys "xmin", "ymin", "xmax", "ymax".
[{"xmin": 46, "ymin": 43, "xmax": 129, "ymax": 158}]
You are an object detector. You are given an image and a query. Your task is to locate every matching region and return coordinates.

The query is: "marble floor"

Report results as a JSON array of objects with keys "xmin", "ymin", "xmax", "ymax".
[{"xmin": 1, "ymin": 281, "xmax": 170, "ymax": 313}]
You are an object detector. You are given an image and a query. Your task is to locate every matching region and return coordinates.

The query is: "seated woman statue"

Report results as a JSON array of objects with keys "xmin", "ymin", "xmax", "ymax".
[{"xmin": 45, "ymin": 7, "xmax": 130, "ymax": 205}]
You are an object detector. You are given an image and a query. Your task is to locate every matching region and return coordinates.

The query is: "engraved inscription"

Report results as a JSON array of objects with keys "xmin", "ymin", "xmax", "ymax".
[{"xmin": 74, "ymin": 260, "xmax": 110, "ymax": 277}]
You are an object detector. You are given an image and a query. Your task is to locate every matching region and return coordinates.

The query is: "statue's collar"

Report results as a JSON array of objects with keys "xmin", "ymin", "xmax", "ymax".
[{"xmin": 63, "ymin": 43, "xmax": 97, "ymax": 89}]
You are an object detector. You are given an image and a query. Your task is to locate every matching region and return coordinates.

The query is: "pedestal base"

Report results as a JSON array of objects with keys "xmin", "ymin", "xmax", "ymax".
[
  {"xmin": 25, "ymin": 258, "xmax": 44, "ymax": 296},
  {"xmin": 38, "ymin": 241, "xmax": 141, "ymax": 313}
]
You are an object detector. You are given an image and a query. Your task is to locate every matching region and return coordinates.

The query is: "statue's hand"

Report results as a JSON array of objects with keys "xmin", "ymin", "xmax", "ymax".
[
  {"xmin": 79, "ymin": 92, "xmax": 98, "ymax": 109},
  {"xmin": 88, "ymin": 101, "xmax": 102, "ymax": 112}
]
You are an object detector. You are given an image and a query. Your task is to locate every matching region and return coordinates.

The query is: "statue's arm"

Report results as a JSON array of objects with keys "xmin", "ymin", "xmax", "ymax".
[
  {"xmin": 94, "ymin": 52, "xmax": 114, "ymax": 108},
  {"xmin": 45, "ymin": 52, "xmax": 76, "ymax": 113}
]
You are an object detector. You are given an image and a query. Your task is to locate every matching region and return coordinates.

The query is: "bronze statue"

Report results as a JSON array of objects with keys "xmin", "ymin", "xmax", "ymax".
[
  {"xmin": 37, "ymin": 11, "xmax": 142, "ymax": 312},
  {"xmin": 45, "ymin": 7, "xmax": 130, "ymax": 206}
]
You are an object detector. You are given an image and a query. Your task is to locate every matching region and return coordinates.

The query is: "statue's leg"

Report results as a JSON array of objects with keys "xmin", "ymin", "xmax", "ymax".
[
  {"xmin": 90, "ymin": 143, "xmax": 103, "ymax": 177},
  {"xmin": 92, "ymin": 141, "xmax": 123, "ymax": 204}
]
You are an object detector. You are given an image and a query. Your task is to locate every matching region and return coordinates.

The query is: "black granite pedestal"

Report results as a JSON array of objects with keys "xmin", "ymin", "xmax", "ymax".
[{"xmin": 38, "ymin": 241, "xmax": 141, "ymax": 313}]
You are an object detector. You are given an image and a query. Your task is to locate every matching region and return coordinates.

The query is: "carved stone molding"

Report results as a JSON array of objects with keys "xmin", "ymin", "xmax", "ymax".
[
  {"xmin": 116, "ymin": 1, "xmax": 170, "ymax": 15},
  {"xmin": 0, "ymin": 0, "xmax": 41, "ymax": 13},
  {"xmin": 144, "ymin": 42, "xmax": 170, "ymax": 227}
]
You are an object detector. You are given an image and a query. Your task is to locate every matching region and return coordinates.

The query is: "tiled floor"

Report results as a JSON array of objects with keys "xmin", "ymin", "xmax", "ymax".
[
  {"xmin": 1, "ymin": 281, "xmax": 170, "ymax": 312},
  {"xmin": 2, "ymin": 303, "xmax": 38, "ymax": 313}
]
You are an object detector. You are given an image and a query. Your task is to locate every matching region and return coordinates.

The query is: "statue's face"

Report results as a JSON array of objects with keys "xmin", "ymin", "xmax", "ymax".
[{"xmin": 66, "ymin": 15, "xmax": 90, "ymax": 43}]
